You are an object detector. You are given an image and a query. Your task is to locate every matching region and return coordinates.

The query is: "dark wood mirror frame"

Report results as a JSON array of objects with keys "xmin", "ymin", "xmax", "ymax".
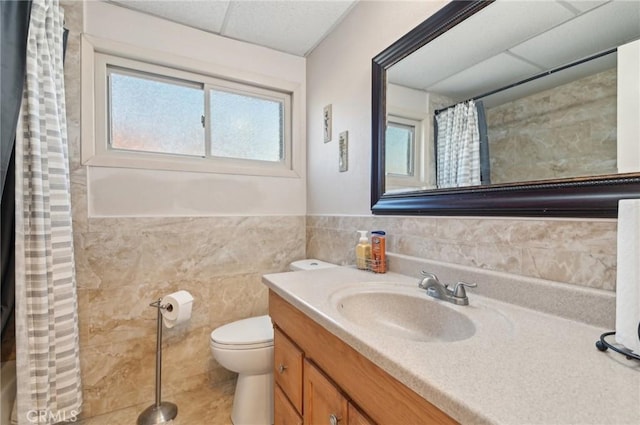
[{"xmin": 371, "ymin": 0, "xmax": 640, "ymax": 218}]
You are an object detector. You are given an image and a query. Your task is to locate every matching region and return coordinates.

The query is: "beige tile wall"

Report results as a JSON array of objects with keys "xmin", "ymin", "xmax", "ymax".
[
  {"xmin": 62, "ymin": 2, "xmax": 305, "ymax": 418},
  {"xmin": 487, "ymin": 68, "xmax": 617, "ymax": 184},
  {"xmin": 74, "ymin": 216, "xmax": 304, "ymax": 416},
  {"xmin": 307, "ymin": 215, "xmax": 617, "ymax": 291}
]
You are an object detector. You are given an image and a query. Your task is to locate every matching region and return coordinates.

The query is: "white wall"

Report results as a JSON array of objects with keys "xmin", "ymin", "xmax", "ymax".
[
  {"xmin": 306, "ymin": 0, "xmax": 445, "ymax": 215},
  {"xmin": 83, "ymin": 1, "xmax": 306, "ymax": 216},
  {"xmin": 617, "ymin": 38, "xmax": 640, "ymax": 174}
]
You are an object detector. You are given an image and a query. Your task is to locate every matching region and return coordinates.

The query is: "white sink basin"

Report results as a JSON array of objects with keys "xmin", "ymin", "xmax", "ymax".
[{"xmin": 331, "ymin": 283, "xmax": 477, "ymax": 342}]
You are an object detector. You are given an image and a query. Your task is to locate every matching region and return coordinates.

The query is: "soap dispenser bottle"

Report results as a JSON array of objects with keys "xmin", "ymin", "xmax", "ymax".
[{"xmin": 355, "ymin": 230, "xmax": 371, "ymax": 270}]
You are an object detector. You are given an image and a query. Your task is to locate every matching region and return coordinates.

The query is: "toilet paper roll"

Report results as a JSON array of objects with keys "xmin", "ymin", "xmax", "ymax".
[{"xmin": 161, "ymin": 290, "xmax": 194, "ymax": 328}]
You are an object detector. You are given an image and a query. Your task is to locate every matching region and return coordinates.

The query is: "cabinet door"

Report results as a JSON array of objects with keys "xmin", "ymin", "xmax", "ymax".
[
  {"xmin": 348, "ymin": 403, "xmax": 375, "ymax": 425},
  {"xmin": 275, "ymin": 327, "xmax": 304, "ymax": 413},
  {"xmin": 275, "ymin": 384, "xmax": 303, "ymax": 425},
  {"xmin": 304, "ymin": 359, "xmax": 348, "ymax": 425}
]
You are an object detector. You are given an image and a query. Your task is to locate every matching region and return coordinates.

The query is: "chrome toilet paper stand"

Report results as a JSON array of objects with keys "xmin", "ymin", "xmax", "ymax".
[{"xmin": 137, "ymin": 299, "xmax": 178, "ymax": 425}]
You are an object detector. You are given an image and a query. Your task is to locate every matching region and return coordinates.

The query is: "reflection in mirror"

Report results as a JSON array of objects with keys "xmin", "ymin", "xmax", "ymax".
[{"xmin": 384, "ymin": 0, "xmax": 640, "ymax": 194}]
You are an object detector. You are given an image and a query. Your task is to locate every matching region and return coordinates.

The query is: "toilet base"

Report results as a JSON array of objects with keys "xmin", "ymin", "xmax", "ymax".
[{"xmin": 231, "ymin": 372, "xmax": 273, "ymax": 425}]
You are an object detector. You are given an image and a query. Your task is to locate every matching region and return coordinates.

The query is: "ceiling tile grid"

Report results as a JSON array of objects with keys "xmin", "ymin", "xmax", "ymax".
[{"xmin": 107, "ymin": 0, "xmax": 356, "ymax": 57}]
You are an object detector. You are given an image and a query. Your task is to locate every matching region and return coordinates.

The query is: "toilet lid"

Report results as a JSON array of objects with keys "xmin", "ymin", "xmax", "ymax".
[{"xmin": 210, "ymin": 315, "xmax": 274, "ymax": 346}]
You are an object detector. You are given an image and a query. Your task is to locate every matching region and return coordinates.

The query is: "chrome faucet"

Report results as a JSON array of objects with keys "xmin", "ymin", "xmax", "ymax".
[{"xmin": 418, "ymin": 271, "xmax": 477, "ymax": 306}]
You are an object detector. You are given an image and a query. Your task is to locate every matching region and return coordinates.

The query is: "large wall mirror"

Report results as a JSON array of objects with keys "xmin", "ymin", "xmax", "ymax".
[{"xmin": 372, "ymin": 0, "xmax": 640, "ymax": 217}]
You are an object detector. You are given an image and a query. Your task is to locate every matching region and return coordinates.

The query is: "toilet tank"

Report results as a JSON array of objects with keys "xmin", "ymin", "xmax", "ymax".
[{"xmin": 289, "ymin": 259, "xmax": 337, "ymax": 271}]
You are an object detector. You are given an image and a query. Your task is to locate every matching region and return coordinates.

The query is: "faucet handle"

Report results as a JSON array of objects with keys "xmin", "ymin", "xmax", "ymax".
[
  {"xmin": 452, "ymin": 281, "xmax": 477, "ymax": 298},
  {"xmin": 420, "ymin": 271, "xmax": 439, "ymax": 281},
  {"xmin": 418, "ymin": 271, "xmax": 440, "ymax": 289}
]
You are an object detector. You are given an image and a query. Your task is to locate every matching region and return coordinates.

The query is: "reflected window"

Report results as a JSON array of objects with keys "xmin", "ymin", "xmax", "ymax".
[{"xmin": 386, "ymin": 120, "xmax": 416, "ymax": 176}]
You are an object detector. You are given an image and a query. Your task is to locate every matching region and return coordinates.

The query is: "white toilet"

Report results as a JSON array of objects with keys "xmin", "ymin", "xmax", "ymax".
[{"xmin": 210, "ymin": 259, "xmax": 336, "ymax": 425}]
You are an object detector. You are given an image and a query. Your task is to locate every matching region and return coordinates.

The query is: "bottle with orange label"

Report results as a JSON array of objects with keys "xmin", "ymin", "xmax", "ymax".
[{"xmin": 370, "ymin": 230, "xmax": 386, "ymax": 273}]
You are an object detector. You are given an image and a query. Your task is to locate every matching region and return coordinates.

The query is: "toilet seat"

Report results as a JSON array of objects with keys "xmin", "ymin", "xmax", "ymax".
[{"xmin": 210, "ymin": 315, "xmax": 273, "ymax": 350}]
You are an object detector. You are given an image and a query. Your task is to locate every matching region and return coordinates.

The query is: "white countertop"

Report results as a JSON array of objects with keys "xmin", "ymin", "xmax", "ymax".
[{"xmin": 263, "ymin": 266, "xmax": 640, "ymax": 425}]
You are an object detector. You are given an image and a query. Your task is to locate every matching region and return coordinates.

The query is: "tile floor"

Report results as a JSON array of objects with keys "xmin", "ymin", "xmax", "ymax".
[{"xmin": 76, "ymin": 379, "xmax": 235, "ymax": 425}]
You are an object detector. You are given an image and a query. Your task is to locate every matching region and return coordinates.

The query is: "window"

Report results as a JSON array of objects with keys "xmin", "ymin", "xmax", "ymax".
[
  {"xmin": 385, "ymin": 121, "xmax": 415, "ymax": 176},
  {"xmin": 108, "ymin": 68, "xmax": 206, "ymax": 157},
  {"xmin": 82, "ymin": 36, "xmax": 299, "ymax": 178},
  {"xmin": 208, "ymin": 88, "xmax": 285, "ymax": 162},
  {"xmin": 107, "ymin": 66, "xmax": 288, "ymax": 165},
  {"xmin": 385, "ymin": 114, "xmax": 428, "ymax": 192}
]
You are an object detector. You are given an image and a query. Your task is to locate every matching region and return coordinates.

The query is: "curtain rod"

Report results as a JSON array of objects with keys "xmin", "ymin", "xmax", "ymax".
[{"xmin": 433, "ymin": 48, "xmax": 617, "ymax": 115}]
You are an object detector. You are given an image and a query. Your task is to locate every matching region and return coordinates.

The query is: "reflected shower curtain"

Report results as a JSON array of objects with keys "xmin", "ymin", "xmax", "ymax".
[
  {"xmin": 435, "ymin": 100, "xmax": 483, "ymax": 188},
  {"xmin": 14, "ymin": 0, "xmax": 82, "ymax": 423}
]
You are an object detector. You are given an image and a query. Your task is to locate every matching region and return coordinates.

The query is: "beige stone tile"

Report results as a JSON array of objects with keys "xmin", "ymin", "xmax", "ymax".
[
  {"xmin": 371, "ymin": 216, "xmax": 403, "ymax": 235},
  {"xmin": 505, "ymin": 220, "xmax": 616, "ymax": 253},
  {"xmin": 397, "ymin": 216, "xmax": 438, "ymax": 239},
  {"xmin": 129, "ymin": 226, "xmax": 303, "ymax": 282},
  {"xmin": 74, "ymin": 232, "xmax": 102, "ymax": 290},
  {"xmin": 395, "ymin": 234, "xmax": 438, "ymax": 259},
  {"xmin": 77, "ymin": 230, "xmax": 149, "ymax": 289},
  {"xmin": 76, "ymin": 288, "xmax": 91, "ymax": 347},
  {"xmin": 306, "ymin": 215, "xmax": 617, "ymax": 293},
  {"xmin": 435, "ymin": 217, "xmax": 488, "ymax": 244},
  {"xmin": 474, "ymin": 243, "xmax": 523, "ymax": 275},
  {"xmin": 170, "ymin": 380, "xmax": 235, "ymax": 425},
  {"xmin": 433, "ymin": 241, "xmax": 478, "ymax": 269},
  {"xmin": 306, "ymin": 227, "xmax": 354, "ymax": 266},
  {"xmin": 207, "ymin": 273, "xmax": 269, "ymax": 328},
  {"xmin": 521, "ymin": 248, "xmax": 616, "ymax": 290},
  {"xmin": 80, "ymin": 338, "xmax": 155, "ymax": 417},
  {"xmin": 81, "ymin": 331, "xmax": 215, "ymax": 418},
  {"xmin": 77, "ymin": 380, "xmax": 235, "ymax": 425},
  {"xmin": 86, "ymin": 279, "xmax": 209, "ymax": 346},
  {"xmin": 87, "ymin": 215, "xmax": 304, "ymax": 235},
  {"xmin": 162, "ymin": 327, "xmax": 213, "ymax": 382},
  {"xmin": 164, "ymin": 372, "xmax": 217, "ymax": 399},
  {"xmin": 70, "ymin": 173, "xmax": 88, "ymax": 233}
]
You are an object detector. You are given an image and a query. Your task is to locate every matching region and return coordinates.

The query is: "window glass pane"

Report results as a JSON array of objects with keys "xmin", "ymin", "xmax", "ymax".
[
  {"xmin": 109, "ymin": 69, "xmax": 205, "ymax": 156},
  {"xmin": 386, "ymin": 123, "xmax": 414, "ymax": 176},
  {"xmin": 209, "ymin": 89, "xmax": 284, "ymax": 162}
]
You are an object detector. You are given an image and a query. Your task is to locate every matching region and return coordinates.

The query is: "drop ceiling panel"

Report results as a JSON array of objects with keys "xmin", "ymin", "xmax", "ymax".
[
  {"xmin": 561, "ymin": 0, "xmax": 609, "ymax": 13},
  {"xmin": 109, "ymin": 0, "xmax": 230, "ymax": 33},
  {"xmin": 222, "ymin": 0, "xmax": 355, "ymax": 56},
  {"xmin": 105, "ymin": 0, "xmax": 356, "ymax": 57},
  {"xmin": 510, "ymin": 1, "xmax": 640, "ymax": 69},
  {"xmin": 428, "ymin": 53, "xmax": 542, "ymax": 103},
  {"xmin": 480, "ymin": 52, "xmax": 616, "ymax": 108},
  {"xmin": 388, "ymin": 1, "xmax": 576, "ymax": 89}
]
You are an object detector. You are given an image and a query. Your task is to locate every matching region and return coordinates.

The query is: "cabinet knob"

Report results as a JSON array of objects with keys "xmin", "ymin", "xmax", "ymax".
[
  {"xmin": 329, "ymin": 413, "xmax": 340, "ymax": 425},
  {"xmin": 278, "ymin": 363, "xmax": 287, "ymax": 374}
]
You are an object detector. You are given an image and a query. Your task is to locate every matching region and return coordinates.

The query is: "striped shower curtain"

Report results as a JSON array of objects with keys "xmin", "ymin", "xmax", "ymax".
[
  {"xmin": 14, "ymin": 0, "xmax": 83, "ymax": 423},
  {"xmin": 435, "ymin": 100, "xmax": 482, "ymax": 188}
]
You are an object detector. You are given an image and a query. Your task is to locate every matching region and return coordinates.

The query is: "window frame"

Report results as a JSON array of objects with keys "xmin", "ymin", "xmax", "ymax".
[
  {"xmin": 81, "ymin": 34, "xmax": 301, "ymax": 178},
  {"xmin": 385, "ymin": 119, "xmax": 416, "ymax": 177},
  {"xmin": 385, "ymin": 114, "xmax": 428, "ymax": 191}
]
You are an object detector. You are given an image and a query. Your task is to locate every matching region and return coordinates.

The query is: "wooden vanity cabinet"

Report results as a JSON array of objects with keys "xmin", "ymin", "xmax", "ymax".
[
  {"xmin": 274, "ymin": 327, "xmax": 304, "ymax": 424},
  {"xmin": 269, "ymin": 290, "xmax": 457, "ymax": 425},
  {"xmin": 303, "ymin": 359, "xmax": 348, "ymax": 425},
  {"xmin": 275, "ymin": 384, "xmax": 303, "ymax": 425},
  {"xmin": 347, "ymin": 404, "xmax": 374, "ymax": 425}
]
